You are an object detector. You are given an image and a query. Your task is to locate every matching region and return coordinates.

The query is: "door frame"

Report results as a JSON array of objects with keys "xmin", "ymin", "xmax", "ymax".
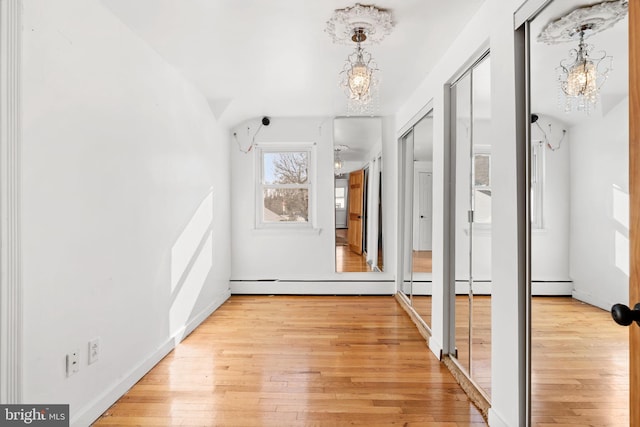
[
  {"xmin": 628, "ymin": 0, "xmax": 639, "ymax": 422},
  {"xmin": 0, "ymin": 0, "xmax": 24, "ymax": 403}
]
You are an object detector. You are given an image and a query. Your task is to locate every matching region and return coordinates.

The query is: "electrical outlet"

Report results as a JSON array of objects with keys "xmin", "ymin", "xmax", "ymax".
[
  {"xmin": 88, "ymin": 338, "xmax": 100, "ymax": 365},
  {"xmin": 66, "ymin": 350, "xmax": 79, "ymax": 377}
]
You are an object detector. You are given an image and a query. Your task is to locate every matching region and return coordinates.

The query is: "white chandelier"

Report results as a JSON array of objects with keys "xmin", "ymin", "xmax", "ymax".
[
  {"xmin": 537, "ymin": 0, "xmax": 627, "ymax": 114},
  {"xmin": 326, "ymin": 4, "xmax": 393, "ymax": 115},
  {"xmin": 334, "ymin": 145, "xmax": 349, "ymax": 176},
  {"xmin": 340, "ymin": 29, "xmax": 379, "ymax": 114},
  {"xmin": 556, "ymin": 26, "xmax": 612, "ymax": 113}
]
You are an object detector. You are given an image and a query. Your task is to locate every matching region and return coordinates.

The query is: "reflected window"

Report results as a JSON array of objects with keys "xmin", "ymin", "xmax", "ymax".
[
  {"xmin": 472, "ymin": 151, "xmax": 491, "ymax": 224},
  {"xmin": 257, "ymin": 146, "xmax": 313, "ymax": 227},
  {"xmin": 531, "ymin": 141, "xmax": 544, "ymax": 229}
]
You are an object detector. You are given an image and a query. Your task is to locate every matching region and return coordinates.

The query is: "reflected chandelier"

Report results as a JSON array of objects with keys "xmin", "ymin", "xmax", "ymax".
[
  {"xmin": 538, "ymin": 0, "xmax": 627, "ymax": 114},
  {"xmin": 334, "ymin": 145, "xmax": 349, "ymax": 176},
  {"xmin": 557, "ymin": 26, "xmax": 612, "ymax": 113},
  {"xmin": 326, "ymin": 4, "xmax": 393, "ymax": 115}
]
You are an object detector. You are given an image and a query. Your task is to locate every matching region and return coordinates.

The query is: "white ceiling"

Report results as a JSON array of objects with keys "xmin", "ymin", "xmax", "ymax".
[
  {"xmin": 334, "ymin": 117, "xmax": 381, "ymax": 163},
  {"xmin": 100, "ymin": 0, "xmax": 485, "ymax": 129},
  {"xmin": 98, "ymin": 0, "xmax": 627, "ymax": 161}
]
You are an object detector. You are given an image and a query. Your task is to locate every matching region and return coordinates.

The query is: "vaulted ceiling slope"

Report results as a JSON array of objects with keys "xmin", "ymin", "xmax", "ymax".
[{"xmin": 100, "ymin": 0, "xmax": 485, "ymax": 128}]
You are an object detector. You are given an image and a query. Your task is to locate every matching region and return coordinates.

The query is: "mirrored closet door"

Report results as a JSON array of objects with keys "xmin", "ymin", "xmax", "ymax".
[
  {"xmin": 398, "ymin": 110, "xmax": 434, "ymax": 328},
  {"xmin": 449, "ymin": 53, "xmax": 492, "ymax": 397}
]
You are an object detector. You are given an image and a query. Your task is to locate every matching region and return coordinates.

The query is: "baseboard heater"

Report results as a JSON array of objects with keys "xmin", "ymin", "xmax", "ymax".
[{"xmin": 229, "ymin": 279, "xmax": 395, "ymax": 295}]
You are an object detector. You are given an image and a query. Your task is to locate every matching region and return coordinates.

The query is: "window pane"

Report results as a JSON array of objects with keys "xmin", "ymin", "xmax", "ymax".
[
  {"xmin": 263, "ymin": 152, "xmax": 308, "ymax": 185},
  {"xmin": 531, "ymin": 142, "xmax": 544, "ymax": 229},
  {"xmin": 474, "ymin": 189, "xmax": 491, "ymax": 224},
  {"xmin": 473, "ymin": 154, "xmax": 490, "ymax": 187},
  {"xmin": 263, "ymin": 188, "xmax": 309, "ymax": 222}
]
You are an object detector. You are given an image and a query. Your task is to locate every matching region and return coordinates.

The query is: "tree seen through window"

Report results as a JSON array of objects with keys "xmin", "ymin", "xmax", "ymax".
[{"xmin": 262, "ymin": 152, "xmax": 309, "ymax": 222}]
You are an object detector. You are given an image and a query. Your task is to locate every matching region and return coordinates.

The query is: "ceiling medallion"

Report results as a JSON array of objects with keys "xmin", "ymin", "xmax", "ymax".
[
  {"xmin": 325, "ymin": 3, "xmax": 393, "ymax": 45},
  {"xmin": 537, "ymin": 0, "xmax": 628, "ymax": 44}
]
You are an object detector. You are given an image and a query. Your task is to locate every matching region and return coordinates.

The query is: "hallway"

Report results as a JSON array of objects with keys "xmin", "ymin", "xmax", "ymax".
[{"xmin": 95, "ymin": 296, "xmax": 484, "ymax": 426}]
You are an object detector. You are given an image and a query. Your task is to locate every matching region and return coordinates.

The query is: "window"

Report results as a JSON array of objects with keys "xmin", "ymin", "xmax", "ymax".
[
  {"xmin": 257, "ymin": 145, "xmax": 314, "ymax": 228},
  {"xmin": 531, "ymin": 141, "xmax": 544, "ymax": 229},
  {"xmin": 472, "ymin": 151, "xmax": 491, "ymax": 224}
]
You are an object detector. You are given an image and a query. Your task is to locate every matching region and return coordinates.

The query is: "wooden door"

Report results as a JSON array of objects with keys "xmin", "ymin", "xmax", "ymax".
[
  {"xmin": 629, "ymin": 1, "xmax": 639, "ymax": 423},
  {"xmin": 348, "ymin": 169, "xmax": 365, "ymax": 254}
]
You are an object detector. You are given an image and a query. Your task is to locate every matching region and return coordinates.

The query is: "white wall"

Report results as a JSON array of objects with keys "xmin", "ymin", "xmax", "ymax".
[
  {"xmin": 229, "ymin": 116, "xmax": 397, "ymax": 288},
  {"xmin": 531, "ymin": 114, "xmax": 571, "ymax": 282},
  {"xmin": 570, "ymin": 97, "xmax": 629, "ymax": 309},
  {"xmin": 22, "ymin": 1, "xmax": 231, "ymax": 424}
]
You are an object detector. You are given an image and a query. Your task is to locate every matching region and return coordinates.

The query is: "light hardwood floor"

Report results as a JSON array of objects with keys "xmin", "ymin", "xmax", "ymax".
[
  {"xmin": 412, "ymin": 250, "xmax": 432, "ymax": 273},
  {"xmin": 531, "ymin": 297, "xmax": 628, "ymax": 426},
  {"xmin": 335, "ymin": 245, "xmax": 375, "ymax": 272},
  {"xmin": 335, "ymin": 229, "xmax": 383, "ymax": 272},
  {"xmin": 94, "ymin": 296, "xmax": 485, "ymax": 426},
  {"xmin": 93, "ymin": 296, "xmax": 627, "ymax": 426},
  {"xmin": 412, "ymin": 295, "xmax": 629, "ymax": 425}
]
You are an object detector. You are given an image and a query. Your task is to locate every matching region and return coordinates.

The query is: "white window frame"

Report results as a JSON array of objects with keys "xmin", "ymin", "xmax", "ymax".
[
  {"xmin": 255, "ymin": 143, "xmax": 316, "ymax": 230},
  {"xmin": 531, "ymin": 140, "xmax": 545, "ymax": 230}
]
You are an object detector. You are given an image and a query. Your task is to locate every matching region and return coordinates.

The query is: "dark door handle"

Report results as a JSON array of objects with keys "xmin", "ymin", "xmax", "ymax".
[
  {"xmin": 420, "ymin": 215, "xmax": 425, "ymax": 218},
  {"xmin": 611, "ymin": 303, "xmax": 640, "ymax": 326}
]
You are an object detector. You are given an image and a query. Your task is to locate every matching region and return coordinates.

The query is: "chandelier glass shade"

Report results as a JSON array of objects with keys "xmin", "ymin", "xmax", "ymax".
[
  {"xmin": 339, "ymin": 30, "xmax": 379, "ymax": 114},
  {"xmin": 334, "ymin": 155, "xmax": 343, "ymax": 175},
  {"xmin": 557, "ymin": 31, "xmax": 612, "ymax": 113},
  {"xmin": 348, "ymin": 57, "xmax": 371, "ymax": 99},
  {"xmin": 334, "ymin": 145, "xmax": 349, "ymax": 176}
]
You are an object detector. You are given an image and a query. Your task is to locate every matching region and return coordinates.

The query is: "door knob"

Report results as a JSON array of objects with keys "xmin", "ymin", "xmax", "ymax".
[{"xmin": 611, "ymin": 303, "xmax": 640, "ymax": 326}]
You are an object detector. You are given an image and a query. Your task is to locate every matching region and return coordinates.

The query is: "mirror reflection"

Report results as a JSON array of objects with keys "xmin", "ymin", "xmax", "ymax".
[
  {"xmin": 334, "ymin": 117, "xmax": 383, "ymax": 272},
  {"xmin": 450, "ymin": 54, "xmax": 492, "ymax": 397},
  {"xmin": 398, "ymin": 111, "xmax": 434, "ymax": 328},
  {"xmin": 410, "ymin": 113, "xmax": 434, "ymax": 326},
  {"xmin": 528, "ymin": 1, "xmax": 629, "ymax": 422},
  {"xmin": 400, "ymin": 130, "xmax": 414, "ymax": 294}
]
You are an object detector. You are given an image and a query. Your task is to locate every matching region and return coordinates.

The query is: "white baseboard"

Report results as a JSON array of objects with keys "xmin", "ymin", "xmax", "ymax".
[
  {"xmin": 230, "ymin": 280, "xmax": 395, "ymax": 295},
  {"xmin": 448, "ymin": 281, "xmax": 572, "ymax": 296},
  {"xmin": 487, "ymin": 408, "xmax": 510, "ymax": 427},
  {"xmin": 571, "ymin": 289, "xmax": 612, "ymax": 311},
  {"xmin": 71, "ymin": 339, "xmax": 174, "ymax": 427},
  {"xmin": 532, "ymin": 281, "xmax": 573, "ymax": 295},
  {"xmin": 173, "ymin": 290, "xmax": 231, "ymax": 343},
  {"xmin": 72, "ymin": 289, "xmax": 231, "ymax": 427}
]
